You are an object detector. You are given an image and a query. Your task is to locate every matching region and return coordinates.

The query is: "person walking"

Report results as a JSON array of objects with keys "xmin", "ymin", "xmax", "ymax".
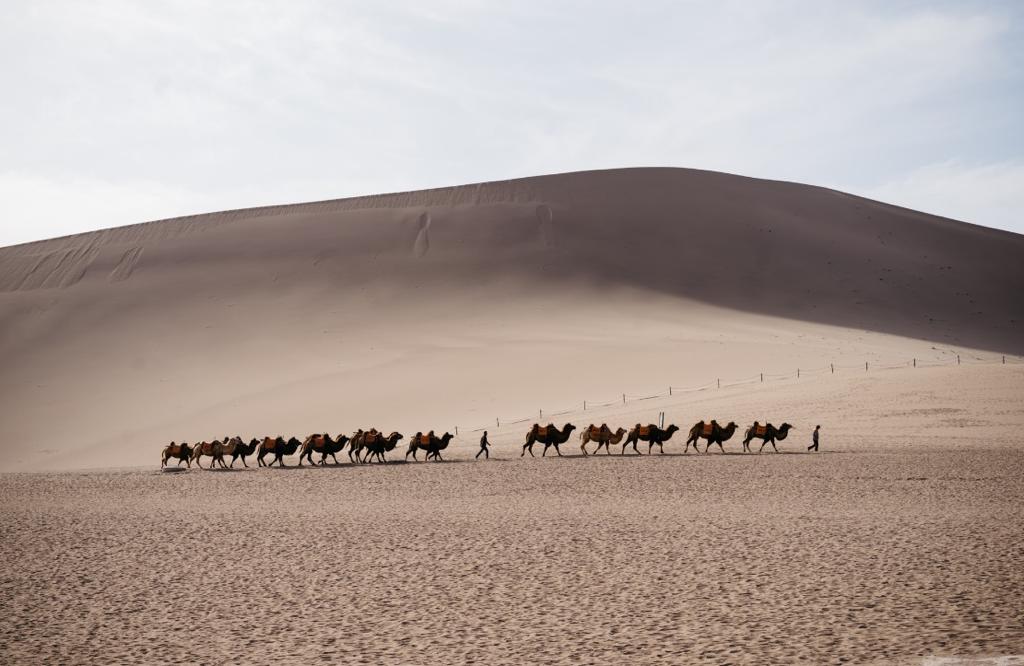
[
  {"xmin": 808, "ymin": 425, "xmax": 820, "ymax": 452},
  {"xmin": 476, "ymin": 431, "xmax": 491, "ymax": 459}
]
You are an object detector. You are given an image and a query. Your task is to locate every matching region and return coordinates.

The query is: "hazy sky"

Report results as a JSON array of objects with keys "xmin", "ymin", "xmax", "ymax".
[{"xmin": 2, "ymin": 1, "xmax": 1022, "ymax": 246}]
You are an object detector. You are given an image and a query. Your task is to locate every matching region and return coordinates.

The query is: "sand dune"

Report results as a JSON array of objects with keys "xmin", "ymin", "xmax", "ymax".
[{"xmin": 0, "ymin": 167, "xmax": 1021, "ymax": 472}]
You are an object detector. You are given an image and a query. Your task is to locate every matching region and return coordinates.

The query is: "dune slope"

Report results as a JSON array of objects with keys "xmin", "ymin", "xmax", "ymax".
[{"xmin": 0, "ymin": 167, "xmax": 1021, "ymax": 471}]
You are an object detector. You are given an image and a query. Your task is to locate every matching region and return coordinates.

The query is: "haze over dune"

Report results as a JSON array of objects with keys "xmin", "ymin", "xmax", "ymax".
[{"xmin": 0, "ymin": 167, "xmax": 1022, "ymax": 471}]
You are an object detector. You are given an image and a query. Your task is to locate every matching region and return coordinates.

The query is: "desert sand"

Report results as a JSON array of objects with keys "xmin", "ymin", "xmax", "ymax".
[
  {"xmin": 1, "ymin": 363, "xmax": 1022, "ymax": 664},
  {"xmin": 1, "ymin": 168, "xmax": 1023, "ymax": 663}
]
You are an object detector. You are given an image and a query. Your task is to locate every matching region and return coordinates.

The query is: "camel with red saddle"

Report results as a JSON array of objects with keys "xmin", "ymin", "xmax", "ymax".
[
  {"xmin": 685, "ymin": 420, "xmax": 739, "ymax": 453},
  {"xmin": 522, "ymin": 423, "xmax": 577, "ymax": 457},
  {"xmin": 742, "ymin": 422, "xmax": 794, "ymax": 453},
  {"xmin": 299, "ymin": 433, "xmax": 350, "ymax": 466},
  {"xmin": 622, "ymin": 423, "xmax": 680, "ymax": 455},
  {"xmin": 161, "ymin": 441, "xmax": 193, "ymax": 468},
  {"xmin": 257, "ymin": 436, "xmax": 303, "ymax": 467},
  {"xmin": 362, "ymin": 431, "xmax": 404, "ymax": 463},
  {"xmin": 406, "ymin": 431, "xmax": 453, "ymax": 461},
  {"xmin": 579, "ymin": 424, "xmax": 627, "ymax": 455}
]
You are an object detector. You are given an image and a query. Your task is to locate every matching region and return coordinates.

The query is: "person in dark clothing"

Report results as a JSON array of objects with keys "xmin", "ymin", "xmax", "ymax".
[
  {"xmin": 808, "ymin": 425, "xmax": 820, "ymax": 452},
  {"xmin": 476, "ymin": 431, "xmax": 491, "ymax": 459}
]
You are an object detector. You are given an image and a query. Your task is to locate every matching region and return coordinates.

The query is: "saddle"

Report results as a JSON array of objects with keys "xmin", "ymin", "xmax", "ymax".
[
  {"xmin": 754, "ymin": 424, "xmax": 768, "ymax": 437},
  {"xmin": 418, "ymin": 434, "xmax": 431, "ymax": 445},
  {"xmin": 638, "ymin": 426, "xmax": 651, "ymax": 437},
  {"xmin": 364, "ymin": 432, "xmax": 379, "ymax": 445},
  {"xmin": 588, "ymin": 426, "xmax": 602, "ymax": 438},
  {"xmin": 701, "ymin": 423, "xmax": 714, "ymax": 437},
  {"xmin": 536, "ymin": 426, "xmax": 549, "ymax": 438}
]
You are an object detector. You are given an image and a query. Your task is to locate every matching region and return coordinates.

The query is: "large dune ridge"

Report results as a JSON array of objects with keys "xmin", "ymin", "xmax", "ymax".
[{"xmin": 0, "ymin": 167, "xmax": 1022, "ymax": 472}]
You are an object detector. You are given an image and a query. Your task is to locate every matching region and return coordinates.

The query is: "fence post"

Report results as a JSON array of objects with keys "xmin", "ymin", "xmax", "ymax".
[
  {"xmin": 539, "ymin": 409, "xmax": 542, "ymax": 420},
  {"xmin": 583, "ymin": 400, "xmax": 587, "ymax": 411},
  {"xmin": 831, "ymin": 363, "xmax": 834, "ymax": 374},
  {"xmin": 957, "ymin": 354, "xmax": 961, "ymax": 365},
  {"xmin": 797, "ymin": 368, "xmax": 800, "ymax": 379},
  {"xmin": 622, "ymin": 393, "xmax": 626, "ymax": 404},
  {"xmin": 865, "ymin": 362, "xmax": 868, "ymax": 372},
  {"xmin": 669, "ymin": 386, "xmax": 672, "ymax": 396},
  {"xmin": 913, "ymin": 358, "xmax": 916, "ymax": 368},
  {"xmin": 496, "ymin": 417, "xmax": 500, "ymax": 428},
  {"xmin": 455, "ymin": 426, "xmax": 458, "ymax": 436},
  {"xmin": 1004, "ymin": 355, "xmax": 1006, "ymax": 365},
  {"xmin": 760, "ymin": 373, "xmax": 763, "ymax": 382},
  {"xmin": 717, "ymin": 378, "xmax": 720, "ymax": 389}
]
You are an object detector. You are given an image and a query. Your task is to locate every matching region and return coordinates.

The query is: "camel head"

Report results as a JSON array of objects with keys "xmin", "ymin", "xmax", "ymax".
[
  {"xmin": 780, "ymin": 422, "xmax": 794, "ymax": 430},
  {"xmin": 614, "ymin": 427, "xmax": 627, "ymax": 436},
  {"xmin": 665, "ymin": 424, "xmax": 679, "ymax": 435}
]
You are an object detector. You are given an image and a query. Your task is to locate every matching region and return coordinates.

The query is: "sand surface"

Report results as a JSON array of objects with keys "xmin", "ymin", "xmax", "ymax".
[{"xmin": 3, "ymin": 363, "xmax": 1022, "ymax": 665}]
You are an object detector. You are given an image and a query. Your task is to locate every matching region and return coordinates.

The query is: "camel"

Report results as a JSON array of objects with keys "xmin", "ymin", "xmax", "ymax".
[
  {"xmin": 685, "ymin": 420, "xmax": 739, "ymax": 454},
  {"xmin": 191, "ymin": 439, "xmax": 228, "ymax": 469},
  {"xmin": 405, "ymin": 431, "xmax": 453, "ymax": 461},
  {"xmin": 257, "ymin": 436, "xmax": 303, "ymax": 467},
  {"xmin": 522, "ymin": 423, "xmax": 577, "ymax": 457},
  {"xmin": 221, "ymin": 436, "xmax": 259, "ymax": 468},
  {"xmin": 299, "ymin": 433, "xmax": 350, "ymax": 466},
  {"xmin": 579, "ymin": 424, "xmax": 627, "ymax": 455},
  {"xmin": 742, "ymin": 422, "xmax": 794, "ymax": 453},
  {"xmin": 160, "ymin": 441, "xmax": 193, "ymax": 468},
  {"xmin": 349, "ymin": 429, "xmax": 382, "ymax": 463},
  {"xmin": 622, "ymin": 423, "xmax": 680, "ymax": 455},
  {"xmin": 362, "ymin": 431, "xmax": 404, "ymax": 463}
]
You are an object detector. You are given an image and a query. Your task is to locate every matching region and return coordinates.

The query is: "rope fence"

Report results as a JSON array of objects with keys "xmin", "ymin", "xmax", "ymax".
[{"xmin": 453, "ymin": 352, "xmax": 1022, "ymax": 435}]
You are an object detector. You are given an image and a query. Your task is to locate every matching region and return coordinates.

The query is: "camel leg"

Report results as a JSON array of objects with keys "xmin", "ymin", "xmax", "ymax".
[
  {"xmin": 648, "ymin": 442, "xmax": 654, "ymax": 454},
  {"xmin": 658, "ymin": 442, "xmax": 665, "ymax": 454},
  {"xmin": 632, "ymin": 440, "xmax": 640, "ymax": 455},
  {"xmin": 542, "ymin": 443, "xmax": 549, "ymax": 457},
  {"xmin": 581, "ymin": 441, "xmax": 588, "ymax": 456},
  {"xmin": 759, "ymin": 440, "xmax": 766, "ymax": 453},
  {"xmin": 554, "ymin": 444, "xmax": 562, "ymax": 457},
  {"xmin": 770, "ymin": 440, "xmax": 778, "ymax": 453}
]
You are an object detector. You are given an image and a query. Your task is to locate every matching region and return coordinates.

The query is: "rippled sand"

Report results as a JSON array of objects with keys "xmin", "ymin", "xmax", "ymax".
[{"xmin": 3, "ymin": 458, "xmax": 1023, "ymax": 663}]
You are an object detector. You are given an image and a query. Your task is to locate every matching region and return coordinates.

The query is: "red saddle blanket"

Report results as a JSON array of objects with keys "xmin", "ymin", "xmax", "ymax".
[
  {"xmin": 701, "ymin": 423, "xmax": 714, "ymax": 437},
  {"xmin": 364, "ymin": 433, "xmax": 379, "ymax": 445},
  {"xmin": 418, "ymin": 435, "xmax": 431, "ymax": 445},
  {"xmin": 588, "ymin": 426, "xmax": 602, "ymax": 437},
  {"xmin": 638, "ymin": 426, "xmax": 651, "ymax": 437},
  {"xmin": 754, "ymin": 425, "xmax": 768, "ymax": 437},
  {"xmin": 536, "ymin": 426, "xmax": 549, "ymax": 438}
]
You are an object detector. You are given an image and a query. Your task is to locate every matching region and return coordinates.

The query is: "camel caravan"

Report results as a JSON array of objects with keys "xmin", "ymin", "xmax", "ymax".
[{"xmin": 160, "ymin": 420, "xmax": 799, "ymax": 469}]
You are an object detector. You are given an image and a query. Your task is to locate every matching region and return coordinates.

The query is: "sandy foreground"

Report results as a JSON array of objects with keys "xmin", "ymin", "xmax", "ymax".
[{"xmin": 2, "ymin": 363, "xmax": 1022, "ymax": 665}]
